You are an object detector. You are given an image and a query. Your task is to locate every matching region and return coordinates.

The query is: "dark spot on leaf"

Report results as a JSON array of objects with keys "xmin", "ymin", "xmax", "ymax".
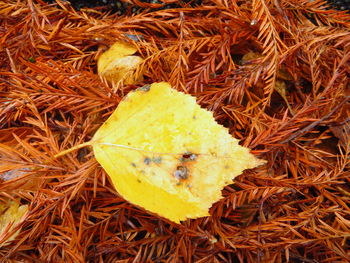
[
  {"xmin": 131, "ymin": 162, "xmax": 136, "ymax": 167},
  {"xmin": 180, "ymin": 152, "xmax": 197, "ymax": 162},
  {"xmin": 137, "ymin": 179, "xmax": 141, "ymax": 183},
  {"xmin": 152, "ymin": 156, "xmax": 162, "ymax": 164},
  {"xmin": 144, "ymin": 157, "xmax": 151, "ymax": 165},
  {"xmin": 137, "ymin": 84, "xmax": 151, "ymax": 92},
  {"xmin": 174, "ymin": 166, "xmax": 188, "ymax": 180}
]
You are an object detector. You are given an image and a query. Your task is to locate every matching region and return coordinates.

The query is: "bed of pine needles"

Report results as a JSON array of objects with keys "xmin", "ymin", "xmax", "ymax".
[{"xmin": 0, "ymin": 0, "xmax": 349, "ymax": 262}]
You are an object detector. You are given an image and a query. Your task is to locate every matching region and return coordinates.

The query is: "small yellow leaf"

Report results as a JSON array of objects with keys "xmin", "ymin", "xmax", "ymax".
[
  {"xmin": 0, "ymin": 200, "xmax": 28, "ymax": 246},
  {"xmin": 90, "ymin": 82, "xmax": 265, "ymax": 223},
  {"xmin": 97, "ymin": 41, "xmax": 144, "ymax": 84}
]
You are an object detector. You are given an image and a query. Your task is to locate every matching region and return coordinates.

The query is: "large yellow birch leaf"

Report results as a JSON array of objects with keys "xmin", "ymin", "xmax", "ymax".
[
  {"xmin": 88, "ymin": 82, "xmax": 265, "ymax": 223},
  {"xmin": 97, "ymin": 41, "xmax": 144, "ymax": 84}
]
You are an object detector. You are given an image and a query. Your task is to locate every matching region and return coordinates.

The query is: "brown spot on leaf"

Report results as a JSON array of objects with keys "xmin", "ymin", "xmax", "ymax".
[
  {"xmin": 180, "ymin": 152, "xmax": 197, "ymax": 162},
  {"xmin": 174, "ymin": 166, "xmax": 188, "ymax": 180},
  {"xmin": 144, "ymin": 157, "xmax": 151, "ymax": 165}
]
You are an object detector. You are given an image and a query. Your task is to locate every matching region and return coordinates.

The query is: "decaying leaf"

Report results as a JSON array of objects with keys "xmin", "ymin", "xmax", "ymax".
[
  {"xmin": 0, "ymin": 200, "xmax": 28, "ymax": 246},
  {"xmin": 97, "ymin": 41, "xmax": 144, "ymax": 84},
  {"xmin": 60, "ymin": 82, "xmax": 265, "ymax": 223},
  {"xmin": 0, "ymin": 167, "xmax": 40, "ymax": 192},
  {"xmin": 242, "ymin": 51, "xmax": 294, "ymax": 114}
]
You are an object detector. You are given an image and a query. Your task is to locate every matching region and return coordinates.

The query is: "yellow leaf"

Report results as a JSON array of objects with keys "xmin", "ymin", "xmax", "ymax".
[
  {"xmin": 0, "ymin": 200, "xmax": 28, "ymax": 246},
  {"xmin": 97, "ymin": 41, "xmax": 144, "ymax": 85},
  {"xmin": 89, "ymin": 82, "xmax": 265, "ymax": 223}
]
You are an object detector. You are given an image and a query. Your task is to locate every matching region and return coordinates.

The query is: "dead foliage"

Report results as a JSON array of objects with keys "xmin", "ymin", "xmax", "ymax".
[{"xmin": 0, "ymin": 0, "xmax": 349, "ymax": 262}]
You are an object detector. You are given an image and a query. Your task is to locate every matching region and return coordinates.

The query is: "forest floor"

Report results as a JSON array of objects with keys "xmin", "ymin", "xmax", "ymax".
[{"xmin": 0, "ymin": 0, "xmax": 349, "ymax": 262}]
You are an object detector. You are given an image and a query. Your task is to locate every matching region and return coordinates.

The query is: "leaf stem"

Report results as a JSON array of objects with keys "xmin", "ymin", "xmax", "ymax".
[{"xmin": 54, "ymin": 141, "xmax": 92, "ymax": 158}]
